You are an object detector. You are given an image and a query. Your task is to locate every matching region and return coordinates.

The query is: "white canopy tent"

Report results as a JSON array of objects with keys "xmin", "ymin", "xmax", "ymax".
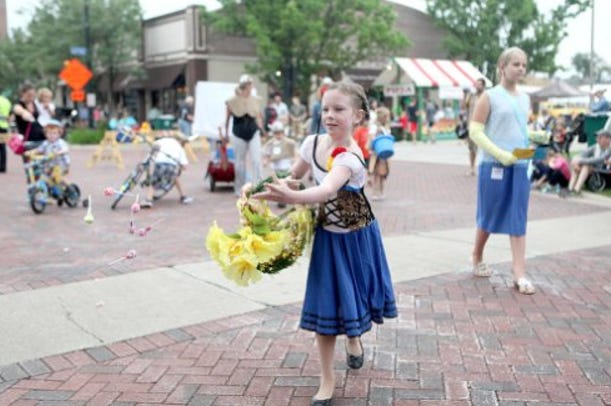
[{"xmin": 374, "ymin": 57, "xmax": 491, "ymax": 95}]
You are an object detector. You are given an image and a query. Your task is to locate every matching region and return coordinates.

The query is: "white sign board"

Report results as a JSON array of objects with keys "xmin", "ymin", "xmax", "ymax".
[
  {"xmin": 86, "ymin": 93, "xmax": 96, "ymax": 108},
  {"xmin": 192, "ymin": 82, "xmax": 236, "ymax": 141},
  {"xmin": 439, "ymin": 86, "xmax": 464, "ymax": 100},
  {"xmin": 383, "ymin": 83, "xmax": 415, "ymax": 97},
  {"xmin": 193, "ymin": 81, "xmax": 258, "ymax": 141}
]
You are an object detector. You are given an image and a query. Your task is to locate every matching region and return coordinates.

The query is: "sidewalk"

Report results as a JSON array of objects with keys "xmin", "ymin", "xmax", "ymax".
[{"xmin": 1, "ymin": 140, "xmax": 610, "ymax": 405}]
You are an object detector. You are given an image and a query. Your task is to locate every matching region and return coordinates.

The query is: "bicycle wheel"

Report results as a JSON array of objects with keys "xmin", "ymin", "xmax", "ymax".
[
  {"xmin": 587, "ymin": 173, "xmax": 606, "ymax": 192},
  {"xmin": 152, "ymin": 166, "xmax": 179, "ymax": 201},
  {"xmin": 29, "ymin": 181, "xmax": 48, "ymax": 214},
  {"xmin": 63, "ymin": 183, "xmax": 81, "ymax": 207},
  {"xmin": 111, "ymin": 168, "xmax": 143, "ymax": 210}
]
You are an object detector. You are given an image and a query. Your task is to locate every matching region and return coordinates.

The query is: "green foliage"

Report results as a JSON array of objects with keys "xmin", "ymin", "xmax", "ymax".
[
  {"xmin": 0, "ymin": 30, "xmax": 39, "ymax": 95},
  {"xmin": 571, "ymin": 52, "xmax": 609, "ymax": 83},
  {"xmin": 66, "ymin": 127, "xmax": 105, "ymax": 144},
  {"xmin": 201, "ymin": 0, "xmax": 409, "ymax": 98},
  {"xmin": 424, "ymin": 0, "xmax": 589, "ymax": 80},
  {"xmin": 0, "ymin": 0, "xmax": 142, "ymax": 100}
]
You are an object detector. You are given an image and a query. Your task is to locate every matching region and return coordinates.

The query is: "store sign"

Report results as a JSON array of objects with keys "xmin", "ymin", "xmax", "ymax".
[
  {"xmin": 383, "ymin": 83, "xmax": 415, "ymax": 96},
  {"xmin": 439, "ymin": 86, "xmax": 464, "ymax": 100}
]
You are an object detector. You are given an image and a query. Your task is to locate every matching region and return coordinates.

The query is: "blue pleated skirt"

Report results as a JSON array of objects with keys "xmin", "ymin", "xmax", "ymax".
[
  {"xmin": 476, "ymin": 162, "xmax": 530, "ymax": 236},
  {"xmin": 300, "ymin": 220, "xmax": 397, "ymax": 337}
]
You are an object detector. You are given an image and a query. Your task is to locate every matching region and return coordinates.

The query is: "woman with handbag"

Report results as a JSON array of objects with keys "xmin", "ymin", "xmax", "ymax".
[{"xmin": 12, "ymin": 83, "xmax": 46, "ymax": 156}]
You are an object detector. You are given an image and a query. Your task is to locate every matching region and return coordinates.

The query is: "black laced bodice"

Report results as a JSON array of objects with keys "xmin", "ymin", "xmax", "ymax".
[{"xmin": 311, "ymin": 135, "xmax": 374, "ymax": 230}]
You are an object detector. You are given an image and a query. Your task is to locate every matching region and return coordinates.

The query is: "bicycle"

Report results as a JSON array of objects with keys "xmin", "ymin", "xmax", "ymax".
[
  {"xmin": 110, "ymin": 136, "xmax": 182, "ymax": 210},
  {"xmin": 24, "ymin": 154, "xmax": 81, "ymax": 214}
]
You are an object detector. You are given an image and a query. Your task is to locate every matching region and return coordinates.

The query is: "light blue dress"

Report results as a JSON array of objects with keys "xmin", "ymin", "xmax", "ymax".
[{"xmin": 476, "ymin": 86, "xmax": 531, "ymax": 236}]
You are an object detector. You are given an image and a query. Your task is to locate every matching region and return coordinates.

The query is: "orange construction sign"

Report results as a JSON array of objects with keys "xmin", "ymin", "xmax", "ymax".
[
  {"xmin": 59, "ymin": 58, "xmax": 93, "ymax": 90},
  {"xmin": 71, "ymin": 89, "xmax": 85, "ymax": 102}
]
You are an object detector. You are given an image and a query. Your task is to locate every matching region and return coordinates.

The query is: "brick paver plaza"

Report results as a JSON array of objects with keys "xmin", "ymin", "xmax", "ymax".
[{"xmin": 1, "ymin": 142, "xmax": 610, "ymax": 405}]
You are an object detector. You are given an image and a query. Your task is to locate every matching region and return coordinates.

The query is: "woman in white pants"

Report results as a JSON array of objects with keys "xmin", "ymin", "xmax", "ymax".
[{"xmin": 225, "ymin": 75, "xmax": 265, "ymax": 194}]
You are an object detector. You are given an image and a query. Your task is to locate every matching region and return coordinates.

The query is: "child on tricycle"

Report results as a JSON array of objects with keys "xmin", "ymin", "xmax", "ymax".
[{"xmin": 23, "ymin": 119, "xmax": 80, "ymax": 213}]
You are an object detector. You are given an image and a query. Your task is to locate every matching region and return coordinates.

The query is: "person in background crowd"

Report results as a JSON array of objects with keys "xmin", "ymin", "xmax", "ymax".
[
  {"xmin": 178, "ymin": 96, "xmax": 194, "ymax": 137},
  {"xmin": 146, "ymin": 104, "xmax": 162, "ymax": 122},
  {"xmin": 289, "ymin": 96, "xmax": 307, "ymax": 141},
  {"xmin": 406, "ymin": 98, "xmax": 418, "ymax": 144},
  {"xmin": 13, "ymin": 82, "xmax": 46, "ymax": 147},
  {"xmin": 140, "ymin": 135, "xmax": 194, "ymax": 208},
  {"xmin": 262, "ymin": 121, "xmax": 297, "ymax": 208},
  {"xmin": 225, "ymin": 74, "xmax": 265, "ymax": 196},
  {"xmin": 424, "ymin": 98, "xmax": 437, "ymax": 144},
  {"xmin": 369, "ymin": 106, "xmax": 392, "ymax": 200},
  {"xmin": 0, "ymin": 92, "xmax": 11, "ymax": 172},
  {"xmin": 35, "ymin": 87, "xmax": 56, "ymax": 128},
  {"xmin": 589, "ymin": 89, "xmax": 609, "ymax": 113},
  {"xmin": 271, "ymin": 92, "xmax": 289, "ymax": 126},
  {"xmin": 310, "ymin": 77, "xmax": 333, "ymax": 135},
  {"xmin": 566, "ymin": 128, "xmax": 611, "ymax": 196},
  {"xmin": 461, "ymin": 78, "xmax": 486, "ymax": 175},
  {"xmin": 535, "ymin": 108, "xmax": 555, "ymax": 131}
]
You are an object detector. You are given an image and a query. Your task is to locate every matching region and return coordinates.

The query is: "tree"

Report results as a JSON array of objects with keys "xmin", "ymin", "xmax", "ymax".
[
  {"xmin": 0, "ymin": 0, "xmax": 142, "ymax": 113},
  {"xmin": 0, "ymin": 30, "xmax": 40, "ymax": 96},
  {"xmin": 201, "ymin": 0, "xmax": 409, "ymax": 99},
  {"xmin": 424, "ymin": 0, "xmax": 589, "ymax": 80},
  {"xmin": 571, "ymin": 52, "xmax": 609, "ymax": 83}
]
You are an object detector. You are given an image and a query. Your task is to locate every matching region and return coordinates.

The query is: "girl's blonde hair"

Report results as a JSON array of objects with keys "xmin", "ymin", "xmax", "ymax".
[
  {"xmin": 497, "ymin": 47, "xmax": 527, "ymax": 77},
  {"xmin": 326, "ymin": 81, "xmax": 370, "ymax": 123},
  {"xmin": 376, "ymin": 106, "xmax": 391, "ymax": 127},
  {"xmin": 37, "ymin": 87, "xmax": 52, "ymax": 100}
]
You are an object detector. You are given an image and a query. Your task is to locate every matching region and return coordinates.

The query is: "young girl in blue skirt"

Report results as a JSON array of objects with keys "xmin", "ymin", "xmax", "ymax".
[
  {"xmin": 254, "ymin": 81, "xmax": 397, "ymax": 405},
  {"xmin": 468, "ymin": 47, "xmax": 536, "ymax": 295}
]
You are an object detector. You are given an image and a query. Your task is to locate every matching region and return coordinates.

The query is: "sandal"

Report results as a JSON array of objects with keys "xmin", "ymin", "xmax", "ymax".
[
  {"xmin": 514, "ymin": 277, "xmax": 536, "ymax": 295},
  {"xmin": 472, "ymin": 262, "xmax": 492, "ymax": 278}
]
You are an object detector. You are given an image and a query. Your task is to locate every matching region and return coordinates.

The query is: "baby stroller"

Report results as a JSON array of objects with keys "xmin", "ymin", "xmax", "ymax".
[{"xmin": 205, "ymin": 137, "xmax": 235, "ymax": 191}]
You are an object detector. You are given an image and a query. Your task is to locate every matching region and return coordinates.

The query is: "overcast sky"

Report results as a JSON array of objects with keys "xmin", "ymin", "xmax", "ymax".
[{"xmin": 5, "ymin": 0, "xmax": 608, "ymax": 77}]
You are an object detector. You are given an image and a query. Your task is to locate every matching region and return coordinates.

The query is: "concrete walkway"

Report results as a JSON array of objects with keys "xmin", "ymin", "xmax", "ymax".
[{"xmin": 2, "ymin": 211, "xmax": 611, "ymax": 367}]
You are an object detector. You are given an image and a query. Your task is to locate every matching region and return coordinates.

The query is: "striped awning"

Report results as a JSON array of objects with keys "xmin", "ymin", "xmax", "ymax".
[{"xmin": 393, "ymin": 57, "xmax": 491, "ymax": 88}]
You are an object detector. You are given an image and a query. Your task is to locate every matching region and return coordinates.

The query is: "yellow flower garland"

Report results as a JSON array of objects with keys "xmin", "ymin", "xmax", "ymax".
[{"xmin": 206, "ymin": 197, "xmax": 314, "ymax": 286}]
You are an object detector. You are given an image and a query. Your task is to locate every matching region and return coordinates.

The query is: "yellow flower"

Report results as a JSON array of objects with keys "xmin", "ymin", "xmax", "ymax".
[
  {"xmin": 206, "ymin": 223, "xmax": 236, "ymax": 269},
  {"xmin": 244, "ymin": 230, "xmax": 287, "ymax": 263},
  {"xmin": 224, "ymin": 254, "xmax": 262, "ymax": 286},
  {"xmin": 206, "ymin": 199, "xmax": 314, "ymax": 285}
]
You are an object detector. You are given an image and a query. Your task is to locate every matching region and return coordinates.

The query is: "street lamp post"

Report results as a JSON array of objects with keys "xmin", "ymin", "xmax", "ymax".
[
  {"xmin": 589, "ymin": 0, "xmax": 595, "ymax": 91},
  {"xmin": 84, "ymin": 0, "xmax": 94, "ymax": 128}
]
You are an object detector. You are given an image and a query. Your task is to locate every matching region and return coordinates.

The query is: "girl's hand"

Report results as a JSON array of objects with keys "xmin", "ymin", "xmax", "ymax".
[
  {"xmin": 252, "ymin": 177, "xmax": 294, "ymax": 203},
  {"xmin": 240, "ymin": 182, "xmax": 253, "ymax": 199}
]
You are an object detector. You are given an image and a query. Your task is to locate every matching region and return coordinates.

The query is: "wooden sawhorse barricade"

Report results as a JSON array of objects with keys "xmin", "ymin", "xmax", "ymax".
[
  {"xmin": 87, "ymin": 130, "xmax": 201, "ymax": 170},
  {"xmin": 87, "ymin": 131, "xmax": 125, "ymax": 169}
]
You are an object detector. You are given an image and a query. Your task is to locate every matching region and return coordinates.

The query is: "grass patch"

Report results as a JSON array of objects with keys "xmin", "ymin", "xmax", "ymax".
[
  {"xmin": 599, "ymin": 188, "xmax": 611, "ymax": 198},
  {"xmin": 67, "ymin": 128, "xmax": 105, "ymax": 144}
]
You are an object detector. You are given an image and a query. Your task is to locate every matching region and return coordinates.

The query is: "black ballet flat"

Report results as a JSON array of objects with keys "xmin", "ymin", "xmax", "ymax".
[
  {"xmin": 311, "ymin": 397, "xmax": 333, "ymax": 406},
  {"xmin": 346, "ymin": 337, "xmax": 364, "ymax": 369}
]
